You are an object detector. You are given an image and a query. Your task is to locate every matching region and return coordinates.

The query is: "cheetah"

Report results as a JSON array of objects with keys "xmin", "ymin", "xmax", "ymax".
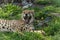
[{"xmin": 0, "ymin": 10, "xmax": 34, "ymax": 32}]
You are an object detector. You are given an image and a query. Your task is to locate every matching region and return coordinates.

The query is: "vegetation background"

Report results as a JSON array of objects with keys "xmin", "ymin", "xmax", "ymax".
[{"xmin": 0, "ymin": 0, "xmax": 60, "ymax": 40}]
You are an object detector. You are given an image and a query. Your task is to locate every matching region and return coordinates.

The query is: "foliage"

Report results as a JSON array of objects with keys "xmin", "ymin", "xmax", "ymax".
[
  {"xmin": 43, "ymin": 17, "xmax": 60, "ymax": 36},
  {"xmin": 35, "ymin": 0, "xmax": 60, "ymax": 6},
  {"xmin": 52, "ymin": 0, "xmax": 60, "ymax": 6},
  {"xmin": 0, "ymin": 32, "xmax": 45, "ymax": 40},
  {"xmin": 35, "ymin": 0, "xmax": 52, "ymax": 5},
  {"xmin": 43, "ymin": 6, "xmax": 60, "ymax": 13},
  {"xmin": 0, "ymin": 1, "xmax": 60, "ymax": 40},
  {"xmin": 33, "ymin": 6, "xmax": 55, "ymax": 20},
  {"xmin": 43, "ymin": 6, "xmax": 55, "ymax": 12},
  {"xmin": 52, "ymin": 34, "xmax": 60, "ymax": 40},
  {"xmin": 54, "ymin": 7, "xmax": 60, "ymax": 13},
  {"xmin": 0, "ymin": 4, "xmax": 22, "ymax": 20}
]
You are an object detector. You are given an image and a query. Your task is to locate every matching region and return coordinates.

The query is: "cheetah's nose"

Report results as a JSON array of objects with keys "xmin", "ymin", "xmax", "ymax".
[{"xmin": 25, "ymin": 14, "xmax": 27, "ymax": 16}]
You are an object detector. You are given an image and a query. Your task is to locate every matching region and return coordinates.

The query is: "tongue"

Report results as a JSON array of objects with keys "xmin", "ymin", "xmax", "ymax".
[{"xmin": 25, "ymin": 20, "xmax": 29, "ymax": 23}]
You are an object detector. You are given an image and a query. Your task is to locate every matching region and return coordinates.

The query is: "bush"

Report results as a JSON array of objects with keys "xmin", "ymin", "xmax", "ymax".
[
  {"xmin": 33, "ymin": 6, "xmax": 54, "ymax": 20},
  {"xmin": 50, "ymin": 31, "xmax": 60, "ymax": 40},
  {"xmin": 43, "ymin": 17, "xmax": 60, "ymax": 36},
  {"xmin": 43, "ymin": 6, "xmax": 60, "ymax": 13},
  {"xmin": 35, "ymin": 0, "xmax": 60, "ymax": 6},
  {"xmin": 54, "ymin": 7, "xmax": 60, "ymax": 13},
  {"xmin": 34, "ymin": 11, "xmax": 48, "ymax": 20},
  {"xmin": 52, "ymin": 0, "xmax": 60, "ymax": 6},
  {"xmin": 43, "ymin": 6, "xmax": 55, "ymax": 12},
  {"xmin": 35, "ymin": 0, "xmax": 52, "ymax": 5},
  {"xmin": 0, "ymin": 4, "xmax": 22, "ymax": 20},
  {"xmin": 52, "ymin": 34, "xmax": 60, "ymax": 40}
]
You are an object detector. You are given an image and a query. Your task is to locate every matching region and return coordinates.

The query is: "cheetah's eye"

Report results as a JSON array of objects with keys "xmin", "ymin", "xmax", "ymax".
[{"xmin": 25, "ymin": 14, "xmax": 28, "ymax": 16}]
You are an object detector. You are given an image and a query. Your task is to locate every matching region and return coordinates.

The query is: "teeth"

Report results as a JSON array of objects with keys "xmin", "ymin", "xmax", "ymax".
[{"xmin": 28, "ymin": 14, "xmax": 29, "ymax": 16}]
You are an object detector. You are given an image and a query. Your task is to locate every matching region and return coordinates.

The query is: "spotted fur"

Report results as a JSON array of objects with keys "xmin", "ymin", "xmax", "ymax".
[{"xmin": 0, "ymin": 10, "xmax": 34, "ymax": 32}]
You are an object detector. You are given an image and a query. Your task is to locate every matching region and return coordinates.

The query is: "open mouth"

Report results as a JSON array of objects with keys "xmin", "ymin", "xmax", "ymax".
[{"xmin": 24, "ymin": 14, "xmax": 32, "ymax": 24}]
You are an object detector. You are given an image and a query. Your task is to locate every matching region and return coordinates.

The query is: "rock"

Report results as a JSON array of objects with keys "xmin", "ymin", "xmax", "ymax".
[
  {"xmin": 37, "ymin": 17, "xmax": 52, "ymax": 27},
  {"xmin": 22, "ymin": 0, "xmax": 33, "ymax": 9},
  {"xmin": 44, "ymin": 17, "xmax": 52, "ymax": 23}
]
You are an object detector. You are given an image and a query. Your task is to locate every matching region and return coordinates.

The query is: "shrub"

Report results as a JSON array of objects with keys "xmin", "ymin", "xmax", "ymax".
[
  {"xmin": 34, "ymin": 11, "xmax": 48, "ymax": 20},
  {"xmin": 0, "ymin": 4, "xmax": 22, "ymax": 20},
  {"xmin": 43, "ymin": 6, "xmax": 60, "ymax": 13},
  {"xmin": 35, "ymin": 0, "xmax": 52, "ymax": 5},
  {"xmin": 54, "ymin": 7, "xmax": 60, "ymax": 13},
  {"xmin": 43, "ymin": 17, "xmax": 60, "ymax": 36},
  {"xmin": 52, "ymin": 0, "xmax": 60, "ymax": 6},
  {"xmin": 50, "ymin": 31, "xmax": 60, "ymax": 40},
  {"xmin": 43, "ymin": 6, "xmax": 55, "ymax": 12}
]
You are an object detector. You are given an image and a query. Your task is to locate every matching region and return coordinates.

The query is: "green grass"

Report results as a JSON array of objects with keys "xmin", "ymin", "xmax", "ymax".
[
  {"xmin": 0, "ymin": 4, "xmax": 22, "ymax": 20},
  {"xmin": 0, "ymin": 3, "xmax": 60, "ymax": 40},
  {"xmin": 43, "ymin": 16, "xmax": 60, "ymax": 35},
  {"xmin": 0, "ymin": 32, "xmax": 45, "ymax": 40}
]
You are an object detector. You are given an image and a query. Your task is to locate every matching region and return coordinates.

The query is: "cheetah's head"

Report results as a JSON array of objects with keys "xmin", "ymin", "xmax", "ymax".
[{"xmin": 22, "ymin": 10, "xmax": 34, "ymax": 24}]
